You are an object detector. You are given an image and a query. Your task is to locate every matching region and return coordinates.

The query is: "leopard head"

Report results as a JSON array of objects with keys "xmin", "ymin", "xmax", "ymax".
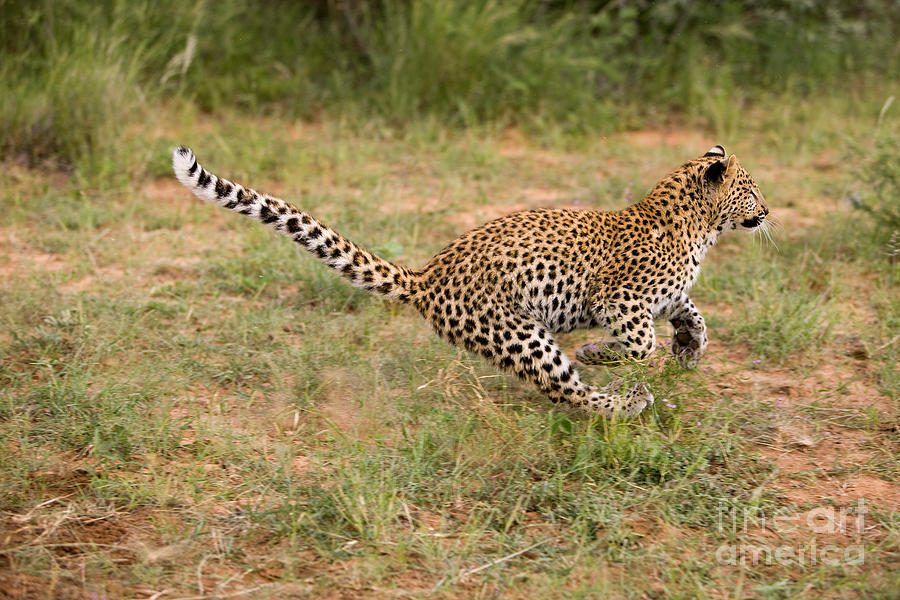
[{"xmin": 702, "ymin": 145, "xmax": 769, "ymax": 231}]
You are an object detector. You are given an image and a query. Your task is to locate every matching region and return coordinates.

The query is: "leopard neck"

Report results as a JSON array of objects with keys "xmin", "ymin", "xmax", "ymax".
[{"xmin": 630, "ymin": 178, "xmax": 721, "ymax": 253}]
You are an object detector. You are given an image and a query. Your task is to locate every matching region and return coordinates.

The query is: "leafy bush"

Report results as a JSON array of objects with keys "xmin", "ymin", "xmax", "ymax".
[
  {"xmin": 1, "ymin": 0, "xmax": 898, "ymax": 169},
  {"xmin": 0, "ymin": 4, "xmax": 144, "ymax": 172},
  {"xmin": 847, "ymin": 99, "xmax": 900, "ymax": 262},
  {"xmin": 852, "ymin": 126, "xmax": 900, "ymax": 232}
]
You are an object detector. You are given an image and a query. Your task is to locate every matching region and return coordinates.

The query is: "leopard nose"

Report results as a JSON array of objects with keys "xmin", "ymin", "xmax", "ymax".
[{"xmin": 762, "ymin": 208, "xmax": 769, "ymax": 216}]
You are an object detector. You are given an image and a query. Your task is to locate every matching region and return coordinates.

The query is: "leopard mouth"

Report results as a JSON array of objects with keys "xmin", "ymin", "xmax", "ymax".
[{"xmin": 741, "ymin": 216, "xmax": 764, "ymax": 228}]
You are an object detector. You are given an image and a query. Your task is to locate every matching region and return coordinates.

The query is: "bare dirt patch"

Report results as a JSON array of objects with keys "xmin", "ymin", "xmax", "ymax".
[
  {"xmin": 0, "ymin": 573, "xmax": 84, "ymax": 600},
  {"xmin": 450, "ymin": 202, "xmax": 535, "ymax": 231},
  {"xmin": 57, "ymin": 265, "xmax": 126, "ymax": 294},
  {"xmin": 318, "ymin": 366, "xmax": 382, "ymax": 438},
  {"xmin": 143, "ymin": 177, "xmax": 188, "ymax": 206},
  {"xmin": 497, "ymin": 128, "xmax": 573, "ymax": 167},
  {"xmin": 621, "ymin": 128, "xmax": 711, "ymax": 151},
  {"xmin": 695, "ymin": 328, "xmax": 900, "ymax": 519},
  {"xmin": 0, "ymin": 246, "xmax": 68, "ymax": 278}
]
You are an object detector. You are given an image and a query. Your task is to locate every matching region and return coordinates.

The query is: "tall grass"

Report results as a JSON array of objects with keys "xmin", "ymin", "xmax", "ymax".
[
  {"xmin": 329, "ymin": 1, "xmax": 615, "ymax": 128},
  {"xmin": 0, "ymin": 11, "xmax": 143, "ymax": 173},
  {"xmin": 2, "ymin": 0, "xmax": 898, "ymax": 173}
]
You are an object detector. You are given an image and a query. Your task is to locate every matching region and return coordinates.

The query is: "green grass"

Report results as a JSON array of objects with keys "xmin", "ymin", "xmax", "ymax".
[
  {"xmin": 2, "ymin": 105, "xmax": 899, "ymax": 597},
  {"xmin": 698, "ymin": 246, "xmax": 836, "ymax": 362},
  {"xmin": 1, "ymin": 6, "xmax": 899, "ymax": 591}
]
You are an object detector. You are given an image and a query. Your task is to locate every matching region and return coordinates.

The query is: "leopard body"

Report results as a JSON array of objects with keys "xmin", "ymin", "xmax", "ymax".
[{"xmin": 173, "ymin": 144, "xmax": 768, "ymax": 416}]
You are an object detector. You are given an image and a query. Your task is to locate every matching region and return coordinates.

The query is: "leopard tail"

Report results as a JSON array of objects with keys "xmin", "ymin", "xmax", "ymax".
[{"xmin": 172, "ymin": 146, "xmax": 418, "ymax": 303}]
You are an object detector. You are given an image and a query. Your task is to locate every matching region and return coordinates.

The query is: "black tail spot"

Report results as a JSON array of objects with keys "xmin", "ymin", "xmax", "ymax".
[
  {"xmin": 259, "ymin": 205, "xmax": 279, "ymax": 224},
  {"xmin": 215, "ymin": 179, "xmax": 232, "ymax": 199}
]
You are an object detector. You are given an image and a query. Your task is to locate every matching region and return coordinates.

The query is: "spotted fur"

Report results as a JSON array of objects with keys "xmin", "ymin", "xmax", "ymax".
[{"xmin": 173, "ymin": 145, "xmax": 768, "ymax": 417}]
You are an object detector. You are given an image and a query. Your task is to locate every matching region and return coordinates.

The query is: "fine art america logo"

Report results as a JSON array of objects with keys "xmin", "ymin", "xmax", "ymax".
[{"xmin": 715, "ymin": 499, "xmax": 868, "ymax": 567}]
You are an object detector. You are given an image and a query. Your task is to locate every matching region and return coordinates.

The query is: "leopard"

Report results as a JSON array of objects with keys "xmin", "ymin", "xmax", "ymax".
[{"xmin": 172, "ymin": 144, "xmax": 768, "ymax": 417}]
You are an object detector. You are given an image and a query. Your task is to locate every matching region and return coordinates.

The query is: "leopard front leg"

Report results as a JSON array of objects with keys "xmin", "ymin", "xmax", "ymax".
[
  {"xmin": 667, "ymin": 294, "xmax": 708, "ymax": 368},
  {"xmin": 576, "ymin": 298, "xmax": 656, "ymax": 365}
]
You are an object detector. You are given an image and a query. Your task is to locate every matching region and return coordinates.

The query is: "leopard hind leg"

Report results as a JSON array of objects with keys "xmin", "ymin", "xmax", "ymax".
[{"xmin": 448, "ymin": 312, "xmax": 653, "ymax": 417}]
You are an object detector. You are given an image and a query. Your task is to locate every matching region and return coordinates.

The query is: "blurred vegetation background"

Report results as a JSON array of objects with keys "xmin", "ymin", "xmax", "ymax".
[
  {"xmin": 2, "ymin": 0, "xmax": 898, "ymax": 174},
  {"xmin": 2, "ymin": 4, "xmax": 899, "ymax": 596}
]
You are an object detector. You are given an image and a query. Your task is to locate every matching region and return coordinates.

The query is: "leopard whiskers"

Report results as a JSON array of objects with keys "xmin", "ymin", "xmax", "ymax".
[{"xmin": 757, "ymin": 219, "xmax": 779, "ymax": 251}]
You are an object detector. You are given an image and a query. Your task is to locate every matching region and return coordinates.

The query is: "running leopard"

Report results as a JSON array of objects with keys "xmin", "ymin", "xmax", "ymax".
[{"xmin": 173, "ymin": 144, "xmax": 768, "ymax": 417}]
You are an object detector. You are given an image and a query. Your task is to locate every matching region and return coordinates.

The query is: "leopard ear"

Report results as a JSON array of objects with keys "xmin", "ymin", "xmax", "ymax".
[
  {"xmin": 725, "ymin": 154, "xmax": 738, "ymax": 177},
  {"xmin": 704, "ymin": 145, "xmax": 726, "ymax": 158},
  {"xmin": 705, "ymin": 157, "xmax": 729, "ymax": 182}
]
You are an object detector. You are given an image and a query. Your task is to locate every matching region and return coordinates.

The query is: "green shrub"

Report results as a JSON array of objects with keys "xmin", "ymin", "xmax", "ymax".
[
  {"xmin": 851, "ymin": 124, "xmax": 900, "ymax": 232},
  {"xmin": 0, "ymin": 17, "xmax": 143, "ymax": 172},
  {"xmin": 2, "ymin": 0, "xmax": 898, "ymax": 168}
]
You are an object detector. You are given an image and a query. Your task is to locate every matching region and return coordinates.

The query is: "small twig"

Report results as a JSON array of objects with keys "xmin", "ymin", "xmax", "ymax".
[
  {"xmin": 0, "ymin": 542, "xmax": 133, "ymax": 554},
  {"xmin": 338, "ymin": 1, "xmax": 372, "ymax": 65},
  {"xmin": 10, "ymin": 494, "xmax": 73, "ymax": 523},
  {"xmin": 400, "ymin": 501, "xmax": 414, "ymax": 531},
  {"xmin": 430, "ymin": 538, "xmax": 554, "ymax": 593},
  {"xmin": 196, "ymin": 554, "xmax": 211, "ymax": 595},
  {"xmin": 215, "ymin": 568, "xmax": 254, "ymax": 595},
  {"xmin": 171, "ymin": 584, "xmax": 276, "ymax": 600},
  {"xmin": 875, "ymin": 335, "xmax": 899, "ymax": 351},
  {"xmin": 460, "ymin": 538, "xmax": 553, "ymax": 579}
]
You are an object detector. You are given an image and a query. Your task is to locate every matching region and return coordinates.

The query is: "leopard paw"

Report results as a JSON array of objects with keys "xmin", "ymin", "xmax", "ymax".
[
  {"xmin": 575, "ymin": 340, "xmax": 627, "ymax": 365},
  {"xmin": 671, "ymin": 326, "xmax": 706, "ymax": 369},
  {"xmin": 581, "ymin": 378, "xmax": 654, "ymax": 418}
]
